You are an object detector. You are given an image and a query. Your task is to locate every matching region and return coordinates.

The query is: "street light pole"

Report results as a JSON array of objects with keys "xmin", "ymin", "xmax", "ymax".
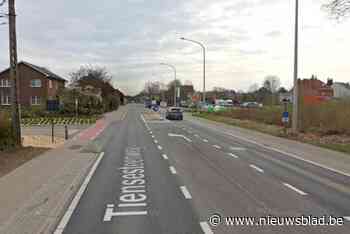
[
  {"xmin": 160, "ymin": 63, "xmax": 177, "ymax": 107},
  {"xmin": 292, "ymin": 0, "xmax": 299, "ymax": 133},
  {"xmin": 180, "ymin": 37, "xmax": 206, "ymax": 104}
]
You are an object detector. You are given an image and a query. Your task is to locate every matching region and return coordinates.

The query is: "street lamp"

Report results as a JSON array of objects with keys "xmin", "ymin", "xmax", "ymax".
[
  {"xmin": 160, "ymin": 63, "xmax": 177, "ymax": 107},
  {"xmin": 180, "ymin": 37, "xmax": 206, "ymax": 104},
  {"xmin": 292, "ymin": 0, "xmax": 299, "ymax": 133}
]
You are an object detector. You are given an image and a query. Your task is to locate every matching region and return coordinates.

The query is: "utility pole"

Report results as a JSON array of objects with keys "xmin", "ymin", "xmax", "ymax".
[
  {"xmin": 8, "ymin": 0, "xmax": 21, "ymax": 145},
  {"xmin": 292, "ymin": 0, "xmax": 299, "ymax": 133}
]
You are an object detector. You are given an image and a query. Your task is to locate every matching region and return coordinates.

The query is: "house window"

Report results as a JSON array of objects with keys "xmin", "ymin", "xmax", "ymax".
[
  {"xmin": 0, "ymin": 79, "xmax": 11, "ymax": 87},
  {"xmin": 31, "ymin": 96, "xmax": 41, "ymax": 105},
  {"xmin": 31, "ymin": 79, "xmax": 42, "ymax": 88},
  {"xmin": 1, "ymin": 95, "xmax": 11, "ymax": 105},
  {"xmin": 49, "ymin": 80, "xmax": 53, "ymax": 88}
]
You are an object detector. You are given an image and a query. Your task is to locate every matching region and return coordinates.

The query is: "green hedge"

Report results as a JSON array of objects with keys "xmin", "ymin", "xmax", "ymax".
[{"xmin": 0, "ymin": 111, "xmax": 15, "ymax": 150}]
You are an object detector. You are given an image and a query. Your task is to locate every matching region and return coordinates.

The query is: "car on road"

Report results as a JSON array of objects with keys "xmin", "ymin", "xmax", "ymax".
[{"xmin": 166, "ymin": 107, "xmax": 183, "ymax": 120}]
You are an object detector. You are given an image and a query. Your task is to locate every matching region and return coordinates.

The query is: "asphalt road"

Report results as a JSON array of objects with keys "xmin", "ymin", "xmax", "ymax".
[{"xmin": 60, "ymin": 104, "xmax": 350, "ymax": 234}]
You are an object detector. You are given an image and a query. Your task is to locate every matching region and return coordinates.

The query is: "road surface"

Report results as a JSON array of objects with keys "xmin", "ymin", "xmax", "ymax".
[{"xmin": 58, "ymin": 104, "xmax": 350, "ymax": 234}]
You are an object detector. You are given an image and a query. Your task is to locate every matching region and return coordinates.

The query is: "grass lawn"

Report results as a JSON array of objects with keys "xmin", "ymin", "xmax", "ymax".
[{"xmin": 193, "ymin": 112, "xmax": 350, "ymax": 155}]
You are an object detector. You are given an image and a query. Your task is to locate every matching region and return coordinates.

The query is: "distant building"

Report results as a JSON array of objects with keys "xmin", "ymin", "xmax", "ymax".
[
  {"xmin": 0, "ymin": 61, "xmax": 66, "ymax": 109},
  {"xmin": 297, "ymin": 78, "xmax": 333, "ymax": 104},
  {"xmin": 332, "ymin": 82, "xmax": 350, "ymax": 99}
]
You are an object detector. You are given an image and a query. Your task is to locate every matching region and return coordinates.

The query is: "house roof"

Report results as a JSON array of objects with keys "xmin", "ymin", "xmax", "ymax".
[{"xmin": 0, "ymin": 61, "xmax": 67, "ymax": 82}]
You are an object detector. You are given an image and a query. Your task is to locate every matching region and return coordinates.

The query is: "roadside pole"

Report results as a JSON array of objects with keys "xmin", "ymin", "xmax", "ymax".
[
  {"xmin": 8, "ymin": 0, "xmax": 21, "ymax": 146},
  {"xmin": 51, "ymin": 118, "xmax": 54, "ymax": 144}
]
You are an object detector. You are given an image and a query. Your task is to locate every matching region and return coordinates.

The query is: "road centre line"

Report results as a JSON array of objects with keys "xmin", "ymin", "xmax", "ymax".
[
  {"xmin": 162, "ymin": 154, "xmax": 168, "ymax": 160},
  {"xmin": 180, "ymin": 186, "xmax": 192, "ymax": 199},
  {"xmin": 213, "ymin": 145, "xmax": 221, "ymax": 149},
  {"xmin": 283, "ymin": 183, "xmax": 308, "ymax": 196},
  {"xmin": 54, "ymin": 152, "xmax": 105, "ymax": 234},
  {"xmin": 200, "ymin": 222, "xmax": 214, "ymax": 234},
  {"xmin": 228, "ymin": 153, "xmax": 239, "ymax": 159},
  {"xmin": 215, "ymin": 128, "xmax": 350, "ymax": 178},
  {"xmin": 170, "ymin": 166, "xmax": 177, "ymax": 174},
  {"xmin": 250, "ymin": 164, "xmax": 264, "ymax": 173}
]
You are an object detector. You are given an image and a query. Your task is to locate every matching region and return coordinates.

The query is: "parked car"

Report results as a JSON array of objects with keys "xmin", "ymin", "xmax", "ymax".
[
  {"xmin": 214, "ymin": 105, "xmax": 226, "ymax": 112},
  {"xmin": 241, "ymin": 102, "xmax": 263, "ymax": 108},
  {"xmin": 166, "ymin": 107, "xmax": 183, "ymax": 120}
]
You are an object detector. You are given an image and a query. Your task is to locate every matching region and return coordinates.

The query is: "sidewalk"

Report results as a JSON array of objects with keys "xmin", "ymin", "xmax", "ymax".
[
  {"xmin": 0, "ymin": 106, "xmax": 127, "ymax": 234},
  {"xmin": 187, "ymin": 113, "xmax": 350, "ymax": 177}
]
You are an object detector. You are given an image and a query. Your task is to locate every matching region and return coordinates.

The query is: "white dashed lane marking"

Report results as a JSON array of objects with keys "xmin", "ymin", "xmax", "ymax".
[
  {"xmin": 180, "ymin": 186, "xmax": 192, "ymax": 199},
  {"xmin": 213, "ymin": 145, "xmax": 221, "ymax": 149},
  {"xmin": 249, "ymin": 164, "xmax": 264, "ymax": 173},
  {"xmin": 228, "ymin": 153, "xmax": 239, "ymax": 159},
  {"xmin": 169, "ymin": 166, "xmax": 177, "ymax": 174},
  {"xmin": 162, "ymin": 154, "xmax": 168, "ymax": 160},
  {"xmin": 203, "ymin": 139, "xmax": 209, "ymax": 143},
  {"xmin": 157, "ymin": 145, "xmax": 163, "ymax": 150},
  {"xmin": 283, "ymin": 183, "xmax": 308, "ymax": 196}
]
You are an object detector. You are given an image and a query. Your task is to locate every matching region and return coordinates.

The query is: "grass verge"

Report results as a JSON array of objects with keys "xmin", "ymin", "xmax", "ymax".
[{"xmin": 193, "ymin": 112, "xmax": 350, "ymax": 155}]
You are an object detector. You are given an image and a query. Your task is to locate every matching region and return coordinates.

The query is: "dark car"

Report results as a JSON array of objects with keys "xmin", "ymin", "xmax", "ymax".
[{"xmin": 166, "ymin": 107, "xmax": 183, "ymax": 120}]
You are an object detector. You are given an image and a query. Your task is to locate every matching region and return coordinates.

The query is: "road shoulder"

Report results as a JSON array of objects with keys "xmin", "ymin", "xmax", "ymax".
[{"xmin": 186, "ymin": 113, "xmax": 350, "ymax": 177}]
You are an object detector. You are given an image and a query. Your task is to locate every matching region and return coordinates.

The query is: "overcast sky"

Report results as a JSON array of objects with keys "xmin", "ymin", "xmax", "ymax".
[{"xmin": 0, "ymin": 0, "xmax": 349, "ymax": 95}]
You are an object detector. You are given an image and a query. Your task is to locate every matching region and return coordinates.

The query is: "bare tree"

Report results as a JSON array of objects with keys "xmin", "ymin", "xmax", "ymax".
[
  {"xmin": 0, "ymin": 0, "xmax": 6, "ymax": 25},
  {"xmin": 324, "ymin": 0, "xmax": 350, "ymax": 19},
  {"xmin": 263, "ymin": 75, "xmax": 281, "ymax": 93}
]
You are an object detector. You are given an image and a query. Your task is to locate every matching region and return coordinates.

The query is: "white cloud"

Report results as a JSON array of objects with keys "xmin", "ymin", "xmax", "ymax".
[{"xmin": 0, "ymin": 0, "xmax": 349, "ymax": 95}]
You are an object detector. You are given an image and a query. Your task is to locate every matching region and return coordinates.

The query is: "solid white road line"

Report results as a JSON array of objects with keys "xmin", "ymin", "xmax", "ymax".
[
  {"xmin": 169, "ymin": 166, "xmax": 177, "ymax": 174},
  {"xmin": 283, "ymin": 183, "xmax": 308, "ymax": 196},
  {"xmin": 203, "ymin": 139, "xmax": 209, "ymax": 143},
  {"xmin": 213, "ymin": 145, "xmax": 221, "ymax": 149},
  {"xmin": 162, "ymin": 154, "xmax": 168, "ymax": 160},
  {"xmin": 250, "ymin": 164, "xmax": 264, "ymax": 173},
  {"xmin": 118, "ymin": 203, "xmax": 147, "ymax": 207},
  {"xmin": 180, "ymin": 186, "xmax": 192, "ymax": 199},
  {"xmin": 200, "ymin": 222, "xmax": 214, "ymax": 234},
  {"xmin": 157, "ymin": 145, "xmax": 163, "ymax": 150},
  {"xmin": 54, "ymin": 152, "xmax": 105, "ymax": 234},
  {"xmin": 343, "ymin": 216, "xmax": 350, "ymax": 222},
  {"xmin": 228, "ymin": 153, "xmax": 239, "ymax": 159}
]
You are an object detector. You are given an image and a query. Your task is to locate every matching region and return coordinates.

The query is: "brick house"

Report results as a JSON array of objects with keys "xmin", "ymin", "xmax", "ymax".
[
  {"xmin": 297, "ymin": 78, "xmax": 333, "ymax": 104},
  {"xmin": 0, "ymin": 61, "xmax": 66, "ymax": 109}
]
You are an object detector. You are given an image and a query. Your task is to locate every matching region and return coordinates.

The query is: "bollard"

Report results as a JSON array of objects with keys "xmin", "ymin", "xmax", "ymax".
[
  {"xmin": 51, "ymin": 119, "xmax": 54, "ymax": 144},
  {"xmin": 65, "ymin": 125, "xmax": 68, "ymax": 140}
]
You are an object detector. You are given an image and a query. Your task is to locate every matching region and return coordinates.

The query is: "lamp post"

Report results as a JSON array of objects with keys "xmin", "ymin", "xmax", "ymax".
[
  {"xmin": 180, "ymin": 37, "xmax": 206, "ymax": 104},
  {"xmin": 292, "ymin": 0, "xmax": 299, "ymax": 133},
  {"xmin": 160, "ymin": 63, "xmax": 177, "ymax": 107}
]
